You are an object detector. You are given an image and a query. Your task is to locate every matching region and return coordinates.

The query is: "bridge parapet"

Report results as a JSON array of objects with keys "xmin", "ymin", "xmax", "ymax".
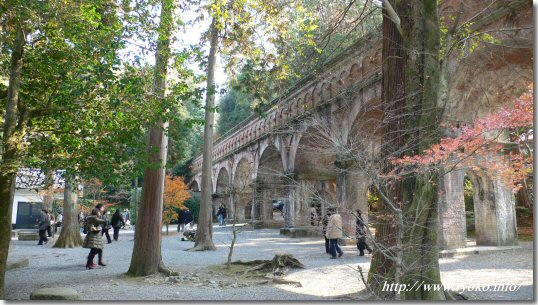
[{"xmin": 192, "ymin": 29, "xmax": 383, "ymax": 173}]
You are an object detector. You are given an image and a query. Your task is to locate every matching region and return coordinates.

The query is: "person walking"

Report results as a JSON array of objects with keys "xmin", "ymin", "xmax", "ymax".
[
  {"xmin": 216, "ymin": 204, "xmax": 227, "ymax": 226},
  {"xmin": 37, "ymin": 209, "xmax": 50, "ymax": 245},
  {"xmin": 100, "ymin": 207, "xmax": 112, "ymax": 244},
  {"xmin": 83, "ymin": 204, "xmax": 107, "ymax": 269},
  {"xmin": 47, "ymin": 210, "xmax": 55, "ymax": 238},
  {"xmin": 325, "ymin": 206, "xmax": 344, "ymax": 259},
  {"xmin": 177, "ymin": 208, "xmax": 186, "ymax": 233},
  {"xmin": 56, "ymin": 212, "xmax": 63, "ymax": 230},
  {"xmin": 183, "ymin": 208, "xmax": 194, "ymax": 228},
  {"xmin": 124, "ymin": 208, "xmax": 131, "ymax": 223},
  {"xmin": 110, "ymin": 209, "xmax": 125, "ymax": 241},
  {"xmin": 356, "ymin": 209, "xmax": 372, "ymax": 256}
]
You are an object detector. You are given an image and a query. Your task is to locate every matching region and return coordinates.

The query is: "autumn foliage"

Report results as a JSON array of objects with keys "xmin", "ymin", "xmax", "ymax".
[
  {"xmin": 163, "ymin": 176, "xmax": 191, "ymax": 227},
  {"xmin": 392, "ymin": 83, "xmax": 534, "ymax": 190}
]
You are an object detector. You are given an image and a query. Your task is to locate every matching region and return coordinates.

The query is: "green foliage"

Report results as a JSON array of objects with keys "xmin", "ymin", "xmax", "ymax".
[
  {"xmin": 129, "ymin": 187, "xmax": 142, "ymax": 225},
  {"xmin": 168, "ymin": 99, "xmax": 205, "ymax": 169},
  {"xmin": 184, "ymin": 192, "xmax": 201, "ymax": 223},
  {"xmin": 439, "ymin": 15, "xmax": 499, "ymax": 60},
  {"xmin": 218, "ymin": 0, "xmax": 382, "ymax": 112},
  {"xmin": 464, "ymin": 176, "xmax": 474, "ymax": 212},
  {"xmin": 1, "ymin": 0, "xmax": 203, "ymax": 192},
  {"xmin": 216, "ymin": 88, "xmax": 254, "ymax": 136},
  {"xmin": 367, "ymin": 187, "xmax": 379, "ymax": 211}
]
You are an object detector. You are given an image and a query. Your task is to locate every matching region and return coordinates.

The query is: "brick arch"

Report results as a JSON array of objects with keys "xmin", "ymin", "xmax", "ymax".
[
  {"xmin": 190, "ymin": 179, "xmax": 200, "ymax": 192},
  {"xmin": 290, "ymin": 98, "xmax": 298, "ymax": 116},
  {"xmin": 349, "ymin": 63, "xmax": 361, "ymax": 84},
  {"xmin": 215, "ymin": 165, "xmax": 231, "ymax": 194},
  {"xmin": 321, "ymin": 82, "xmax": 330, "ymax": 101},
  {"xmin": 362, "ymin": 50, "xmax": 375, "ymax": 75},
  {"xmin": 373, "ymin": 47, "xmax": 382, "ymax": 67},
  {"xmin": 270, "ymin": 113, "xmax": 276, "ymax": 128},
  {"xmin": 232, "ymin": 152, "xmax": 255, "ymax": 182},
  {"xmin": 305, "ymin": 90, "xmax": 313, "ymax": 110},
  {"xmin": 192, "ymin": 174, "xmax": 202, "ymax": 192},
  {"xmin": 257, "ymin": 121, "xmax": 263, "ymax": 137},
  {"xmin": 302, "ymin": 93, "xmax": 310, "ymax": 111},
  {"xmin": 312, "ymin": 84, "xmax": 321, "ymax": 108},
  {"xmin": 279, "ymin": 107, "xmax": 286, "ymax": 123},
  {"xmin": 339, "ymin": 70, "xmax": 349, "ymax": 88},
  {"xmin": 330, "ymin": 76, "xmax": 339, "ymax": 98},
  {"xmin": 248, "ymin": 128, "xmax": 253, "ymax": 142},
  {"xmin": 258, "ymin": 142, "xmax": 284, "ymax": 173}
]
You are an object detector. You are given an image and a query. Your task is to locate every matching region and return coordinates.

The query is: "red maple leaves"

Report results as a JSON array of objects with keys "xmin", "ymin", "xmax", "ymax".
[{"xmin": 392, "ymin": 83, "xmax": 533, "ymax": 190}]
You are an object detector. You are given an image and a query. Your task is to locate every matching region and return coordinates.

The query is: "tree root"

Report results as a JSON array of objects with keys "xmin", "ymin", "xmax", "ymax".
[
  {"xmin": 190, "ymin": 243, "xmax": 217, "ymax": 251},
  {"xmin": 357, "ymin": 265, "xmax": 377, "ymax": 297},
  {"xmin": 271, "ymin": 278, "xmax": 302, "ymax": 287},
  {"xmin": 444, "ymin": 290, "xmax": 468, "ymax": 300},
  {"xmin": 158, "ymin": 262, "xmax": 178, "ymax": 276},
  {"xmin": 232, "ymin": 254, "xmax": 305, "ymax": 276}
]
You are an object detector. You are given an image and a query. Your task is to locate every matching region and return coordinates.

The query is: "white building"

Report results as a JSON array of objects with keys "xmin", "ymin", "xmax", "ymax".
[{"xmin": 12, "ymin": 169, "xmax": 65, "ymax": 229}]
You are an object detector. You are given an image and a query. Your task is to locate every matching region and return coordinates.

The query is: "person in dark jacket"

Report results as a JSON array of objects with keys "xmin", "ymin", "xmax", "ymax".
[
  {"xmin": 356, "ymin": 209, "xmax": 372, "ymax": 256},
  {"xmin": 83, "ymin": 204, "xmax": 107, "ymax": 269},
  {"xmin": 37, "ymin": 209, "xmax": 51, "ymax": 245},
  {"xmin": 177, "ymin": 209, "xmax": 185, "ymax": 233},
  {"xmin": 110, "ymin": 209, "xmax": 125, "ymax": 241},
  {"xmin": 183, "ymin": 208, "xmax": 194, "ymax": 228},
  {"xmin": 100, "ymin": 208, "xmax": 112, "ymax": 244},
  {"xmin": 216, "ymin": 204, "xmax": 227, "ymax": 226},
  {"xmin": 321, "ymin": 209, "xmax": 332, "ymax": 254}
]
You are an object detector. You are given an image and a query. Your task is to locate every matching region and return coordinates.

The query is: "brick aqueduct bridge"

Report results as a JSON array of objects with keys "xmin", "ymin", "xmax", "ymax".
[{"xmin": 190, "ymin": 1, "xmax": 533, "ymax": 250}]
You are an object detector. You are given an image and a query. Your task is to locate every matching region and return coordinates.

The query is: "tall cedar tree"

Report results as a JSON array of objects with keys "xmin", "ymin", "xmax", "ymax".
[{"xmin": 127, "ymin": 0, "xmax": 175, "ymax": 276}]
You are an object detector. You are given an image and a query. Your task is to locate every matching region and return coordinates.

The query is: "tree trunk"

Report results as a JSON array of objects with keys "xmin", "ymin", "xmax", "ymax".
[
  {"xmin": 193, "ymin": 17, "xmax": 218, "ymax": 251},
  {"xmin": 127, "ymin": 0, "xmax": 173, "ymax": 277},
  {"xmin": 42, "ymin": 169, "xmax": 55, "ymax": 211},
  {"xmin": 0, "ymin": 22, "xmax": 25, "ymax": 299},
  {"xmin": 370, "ymin": 0, "xmax": 444, "ymax": 300},
  {"xmin": 398, "ymin": 0, "xmax": 444, "ymax": 300},
  {"xmin": 226, "ymin": 202, "xmax": 238, "ymax": 269},
  {"xmin": 0, "ymin": 174, "xmax": 15, "ymax": 299},
  {"xmin": 134, "ymin": 178, "xmax": 139, "ymax": 226},
  {"xmin": 368, "ymin": 0, "xmax": 406, "ymax": 296},
  {"xmin": 54, "ymin": 175, "xmax": 83, "ymax": 248}
]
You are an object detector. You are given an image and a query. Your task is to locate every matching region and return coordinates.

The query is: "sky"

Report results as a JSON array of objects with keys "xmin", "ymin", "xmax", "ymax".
[{"xmin": 119, "ymin": 5, "xmax": 228, "ymax": 100}]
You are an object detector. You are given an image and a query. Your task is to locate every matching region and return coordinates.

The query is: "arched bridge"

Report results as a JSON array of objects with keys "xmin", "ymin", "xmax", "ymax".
[{"xmin": 190, "ymin": 1, "xmax": 533, "ymax": 250}]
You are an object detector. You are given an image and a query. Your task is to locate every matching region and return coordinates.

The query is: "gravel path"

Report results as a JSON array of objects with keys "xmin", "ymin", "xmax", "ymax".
[{"xmin": 5, "ymin": 225, "xmax": 533, "ymax": 301}]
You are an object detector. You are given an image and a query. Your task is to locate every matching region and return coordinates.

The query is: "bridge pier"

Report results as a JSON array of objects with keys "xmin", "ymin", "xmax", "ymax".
[
  {"xmin": 336, "ymin": 169, "xmax": 370, "ymax": 240},
  {"xmin": 438, "ymin": 166, "xmax": 518, "ymax": 250}
]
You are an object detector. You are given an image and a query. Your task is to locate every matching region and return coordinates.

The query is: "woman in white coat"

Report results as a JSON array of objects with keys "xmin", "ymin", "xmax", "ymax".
[{"xmin": 325, "ymin": 206, "xmax": 344, "ymax": 259}]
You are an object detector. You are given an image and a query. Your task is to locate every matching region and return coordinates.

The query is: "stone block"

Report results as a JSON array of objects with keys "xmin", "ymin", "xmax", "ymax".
[
  {"xmin": 338, "ymin": 237, "xmax": 357, "ymax": 246},
  {"xmin": 17, "ymin": 230, "xmax": 39, "ymax": 241},
  {"xmin": 280, "ymin": 226, "xmax": 323, "ymax": 238},
  {"xmin": 7, "ymin": 258, "xmax": 29, "ymax": 270},
  {"xmin": 30, "ymin": 287, "xmax": 80, "ymax": 300}
]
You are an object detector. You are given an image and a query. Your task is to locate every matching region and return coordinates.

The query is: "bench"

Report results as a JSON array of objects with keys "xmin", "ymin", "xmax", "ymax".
[{"xmin": 17, "ymin": 229, "xmax": 40, "ymax": 241}]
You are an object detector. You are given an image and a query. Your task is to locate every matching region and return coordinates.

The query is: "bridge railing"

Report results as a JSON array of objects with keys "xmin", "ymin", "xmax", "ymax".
[{"xmin": 192, "ymin": 23, "xmax": 383, "ymax": 173}]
